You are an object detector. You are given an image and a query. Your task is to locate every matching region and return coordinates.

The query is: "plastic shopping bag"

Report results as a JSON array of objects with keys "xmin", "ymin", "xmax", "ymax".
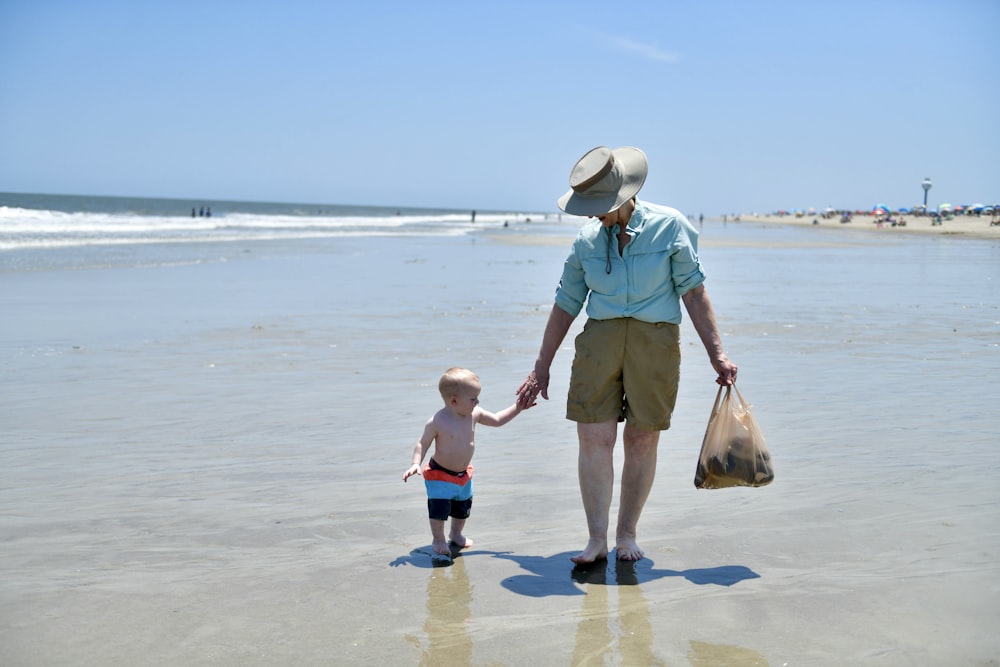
[{"xmin": 694, "ymin": 384, "xmax": 774, "ymax": 489}]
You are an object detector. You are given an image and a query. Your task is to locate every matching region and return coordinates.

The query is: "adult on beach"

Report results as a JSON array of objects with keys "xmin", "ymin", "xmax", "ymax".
[{"xmin": 516, "ymin": 146, "xmax": 738, "ymax": 563}]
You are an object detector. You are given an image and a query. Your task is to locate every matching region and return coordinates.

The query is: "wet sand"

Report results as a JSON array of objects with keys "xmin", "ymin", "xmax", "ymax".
[{"xmin": 2, "ymin": 224, "xmax": 998, "ymax": 665}]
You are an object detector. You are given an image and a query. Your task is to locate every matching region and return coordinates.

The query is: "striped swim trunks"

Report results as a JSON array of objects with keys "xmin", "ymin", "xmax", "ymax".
[{"xmin": 423, "ymin": 458, "xmax": 474, "ymax": 520}]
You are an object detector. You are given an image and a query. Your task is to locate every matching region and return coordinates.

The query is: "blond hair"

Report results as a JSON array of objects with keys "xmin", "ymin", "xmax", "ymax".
[{"xmin": 438, "ymin": 367, "xmax": 480, "ymax": 401}]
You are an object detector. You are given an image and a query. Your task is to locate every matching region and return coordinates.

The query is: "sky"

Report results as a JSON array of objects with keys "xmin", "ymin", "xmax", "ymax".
[{"xmin": 1, "ymin": 0, "xmax": 998, "ymax": 215}]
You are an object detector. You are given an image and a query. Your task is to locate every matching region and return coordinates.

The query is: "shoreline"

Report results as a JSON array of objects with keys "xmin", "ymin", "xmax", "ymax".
[{"xmin": 731, "ymin": 212, "xmax": 1000, "ymax": 240}]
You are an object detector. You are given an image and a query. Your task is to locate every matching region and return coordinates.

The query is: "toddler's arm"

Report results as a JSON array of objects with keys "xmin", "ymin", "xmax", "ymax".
[
  {"xmin": 402, "ymin": 419, "xmax": 436, "ymax": 482},
  {"xmin": 476, "ymin": 401, "xmax": 529, "ymax": 428}
]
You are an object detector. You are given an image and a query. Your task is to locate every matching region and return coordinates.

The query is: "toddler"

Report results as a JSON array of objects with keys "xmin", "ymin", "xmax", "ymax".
[{"xmin": 403, "ymin": 368, "xmax": 530, "ymax": 557}]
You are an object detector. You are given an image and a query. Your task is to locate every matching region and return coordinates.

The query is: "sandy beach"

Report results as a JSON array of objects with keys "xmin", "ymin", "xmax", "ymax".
[
  {"xmin": 741, "ymin": 211, "xmax": 1000, "ymax": 241},
  {"xmin": 2, "ymin": 221, "xmax": 998, "ymax": 665}
]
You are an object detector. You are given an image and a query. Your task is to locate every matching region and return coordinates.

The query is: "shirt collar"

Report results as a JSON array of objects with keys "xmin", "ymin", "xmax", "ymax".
[{"xmin": 621, "ymin": 199, "xmax": 647, "ymax": 237}]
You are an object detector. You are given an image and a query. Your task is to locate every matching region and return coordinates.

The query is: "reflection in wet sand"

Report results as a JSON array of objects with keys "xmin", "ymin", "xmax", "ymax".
[
  {"xmin": 688, "ymin": 639, "xmax": 768, "ymax": 666},
  {"xmin": 406, "ymin": 555, "xmax": 473, "ymax": 666},
  {"xmin": 571, "ymin": 560, "xmax": 666, "ymax": 666}
]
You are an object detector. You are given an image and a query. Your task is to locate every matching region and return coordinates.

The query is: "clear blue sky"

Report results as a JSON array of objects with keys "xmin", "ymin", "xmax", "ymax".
[{"xmin": 2, "ymin": 0, "xmax": 997, "ymax": 214}]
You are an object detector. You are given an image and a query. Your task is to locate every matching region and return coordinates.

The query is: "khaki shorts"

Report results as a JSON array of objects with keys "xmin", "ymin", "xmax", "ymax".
[{"xmin": 566, "ymin": 318, "xmax": 680, "ymax": 431}]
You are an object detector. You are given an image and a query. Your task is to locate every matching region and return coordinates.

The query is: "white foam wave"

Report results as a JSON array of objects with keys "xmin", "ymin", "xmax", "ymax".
[{"xmin": 0, "ymin": 206, "xmax": 522, "ymax": 251}]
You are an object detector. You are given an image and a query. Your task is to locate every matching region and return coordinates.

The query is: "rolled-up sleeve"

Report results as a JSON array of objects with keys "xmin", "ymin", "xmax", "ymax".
[
  {"xmin": 554, "ymin": 248, "xmax": 588, "ymax": 317},
  {"xmin": 670, "ymin": 229, "xmax": 705, "ymax": 297}
]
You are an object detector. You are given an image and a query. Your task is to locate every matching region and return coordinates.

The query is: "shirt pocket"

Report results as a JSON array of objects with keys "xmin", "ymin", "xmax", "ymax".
[{"xmin": 628, "ymin": 248, "xmax": 673, "ymax": 299}]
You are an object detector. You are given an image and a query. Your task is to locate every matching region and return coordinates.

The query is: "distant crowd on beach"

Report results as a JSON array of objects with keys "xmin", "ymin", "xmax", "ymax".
[
  {"xmin": 774, "ymin": 204, "xmax": 998, "ymax": 220},
  {"xmin": 768, "ymin": 204, "xmax": 1000, "ymax": 228}
]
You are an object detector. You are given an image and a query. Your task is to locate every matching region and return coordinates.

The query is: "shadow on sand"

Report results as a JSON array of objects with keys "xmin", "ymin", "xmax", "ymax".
[
  {"xmin": 495, "ymin": 551, "xmax": 760, "ymax": 598},
  {"xmin": 390, "ymin": 543, "xmax": 480, "ymax": 568},
  {"xmin": 390, "ymin": 548, "xmax": 760, "ymax": 595}
]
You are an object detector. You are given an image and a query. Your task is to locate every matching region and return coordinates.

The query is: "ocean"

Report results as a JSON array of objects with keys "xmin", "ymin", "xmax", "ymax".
[{"xmin": 0, "ymin": 191, "xmax": 553, "ymax": 271}]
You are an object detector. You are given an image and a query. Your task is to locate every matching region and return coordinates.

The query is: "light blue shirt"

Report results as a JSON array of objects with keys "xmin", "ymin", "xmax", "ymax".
[{"xmin": 554, "ymin": 200, "xmax": 705, "ymax": 324}]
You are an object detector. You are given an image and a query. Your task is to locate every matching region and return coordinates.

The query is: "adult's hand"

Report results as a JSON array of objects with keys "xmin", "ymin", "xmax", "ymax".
[
  {"xmin": 516, "ymin": 366, "xmax": 549, "ymax": 408},
  {"xmin": 712, "ymin": 354, "xmax": 738, "ymax": 386}
]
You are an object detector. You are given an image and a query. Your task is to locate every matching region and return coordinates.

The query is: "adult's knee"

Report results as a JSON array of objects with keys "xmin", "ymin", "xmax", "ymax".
[
  {"xmin": 578, "ymin": 420, "xmax": 618, "ymax": 450},
  {"xmin": 622, "ymin": 426, "xmax": 660, "ymax": 451}
]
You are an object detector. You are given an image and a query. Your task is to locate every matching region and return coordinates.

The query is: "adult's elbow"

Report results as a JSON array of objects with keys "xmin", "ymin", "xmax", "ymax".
[{"xmin": 681, "ymin": 284, "xmax": 706, "ymax": 303}]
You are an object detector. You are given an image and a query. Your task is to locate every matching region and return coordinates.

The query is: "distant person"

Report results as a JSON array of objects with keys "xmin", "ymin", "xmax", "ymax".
[
  {"xmin": 205, "ymin": 207, "xmax": 211, "ymax": 217},
  {"xmin": 199, "ymin": 207, "xmax": 205, "ymax": 217},
  {"xmin": 471, "ymin": 210, "xmax": 476, "ymax": 222},
  {"xmin": 516, "ymin": 146, "xmax": 737, "ymax": 564},
  {"xmin": 403, "ymin": 368, "xmax": 532, "ymax": 558}
]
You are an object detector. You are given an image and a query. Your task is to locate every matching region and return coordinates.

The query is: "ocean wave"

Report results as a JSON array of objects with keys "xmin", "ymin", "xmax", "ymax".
[{"xmin": 0, "ymin": 206, "xmax": 527, "ymax": 250}]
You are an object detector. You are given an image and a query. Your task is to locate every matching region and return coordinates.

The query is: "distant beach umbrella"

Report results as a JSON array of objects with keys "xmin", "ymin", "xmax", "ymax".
[{"xmin": 938, "ymin": 203, "xmax": 952, "ymax": 212}]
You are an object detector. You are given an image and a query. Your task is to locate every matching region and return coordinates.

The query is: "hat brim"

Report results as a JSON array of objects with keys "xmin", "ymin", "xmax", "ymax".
[{"xmin": 557, "ymin": 147, "xmax": 648, "ymax": 216}]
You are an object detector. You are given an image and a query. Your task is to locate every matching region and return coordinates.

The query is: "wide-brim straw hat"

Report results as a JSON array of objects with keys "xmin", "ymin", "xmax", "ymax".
[{"xmin": 557, "ymin": 146, "xmax": 648, "ymax": 216}]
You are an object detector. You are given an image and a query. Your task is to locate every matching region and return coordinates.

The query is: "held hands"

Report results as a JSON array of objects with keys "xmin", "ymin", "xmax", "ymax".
[
  {"xmin": 516, "ymin": 366, "xmax": 549, "ymax": 409},
  {"xmin": 402, "ymin": 464, "xmax": 422, "ymax": 482}
]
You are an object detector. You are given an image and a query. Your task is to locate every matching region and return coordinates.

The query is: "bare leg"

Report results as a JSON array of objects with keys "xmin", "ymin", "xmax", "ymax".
[
  {"xmin": 449, "ymin": 518, "xmax": 473, "ymax": 549},
  {"xmin": 429, "ymin": 518, "xmax": 450, "ymax": 555},
  {"xmin": 616, "ymin": 425, "xmax": 660, "ymax": 561},
  {"xmin": 571, "ymin": 420, "xmax": 618, "ymax": 564}
]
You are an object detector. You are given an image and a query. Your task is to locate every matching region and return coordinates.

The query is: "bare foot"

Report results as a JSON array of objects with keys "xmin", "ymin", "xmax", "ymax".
[
  {"xmin": 449, "ymin": 534, "xmax": 473, "ymax": 549},
  {"xmin": 615, "ymin": 537, "xmax": 644, "ymax": 561},
  {"xmin": 570, "ymin": 538, "xmax": 609, "ymax": 564},
  {"xmin": 432, "ymin": 539, "xmax": 451, "ymax": 556}
]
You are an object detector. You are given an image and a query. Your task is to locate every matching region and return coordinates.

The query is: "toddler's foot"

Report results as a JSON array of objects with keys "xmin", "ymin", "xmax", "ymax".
[
  {"xmin": 432, "ymin": 539, "xmax": 451, "ymax": 556},
  {"xmin": 570, "ymin": 538, "xmax": 608, "ymax": 564}
]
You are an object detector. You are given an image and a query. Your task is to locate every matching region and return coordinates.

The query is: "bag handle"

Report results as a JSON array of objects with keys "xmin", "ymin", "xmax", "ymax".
[
  {"xmin": 709, "ymin": 383, "xmax": 728, "ymax": 416},
  {"xmin": 731, "ymin": 383, "xmax": 749, "ymax": 410}
]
